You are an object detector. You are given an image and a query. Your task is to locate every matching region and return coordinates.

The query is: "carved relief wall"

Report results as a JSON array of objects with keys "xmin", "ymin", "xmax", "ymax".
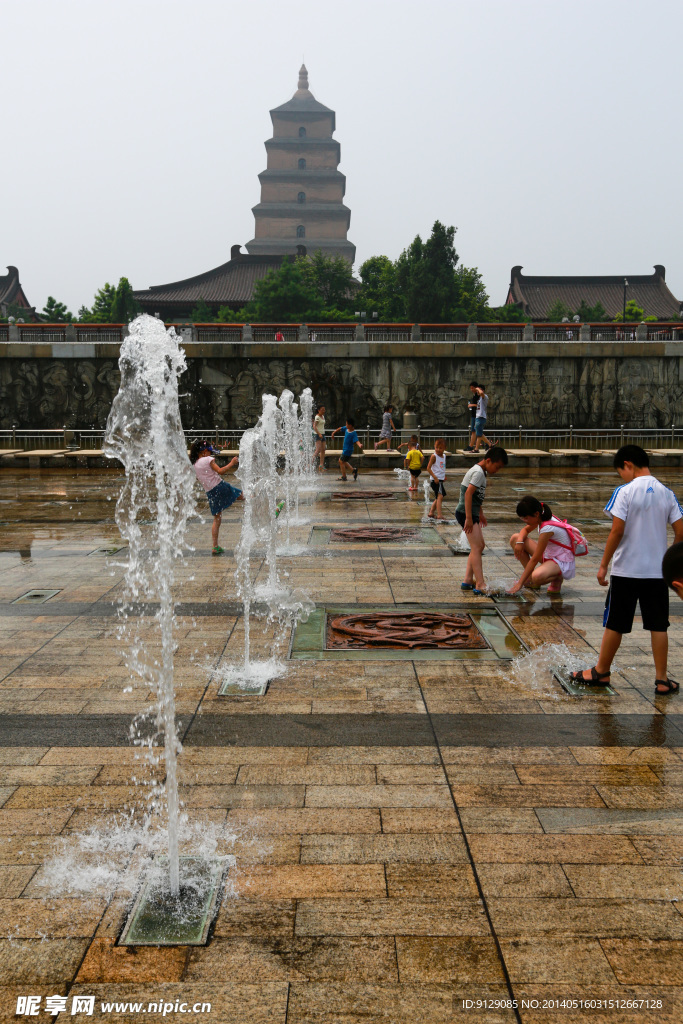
[{"xmin": 2, "ymin": 353, "xmax": 683, "ymax": 429}]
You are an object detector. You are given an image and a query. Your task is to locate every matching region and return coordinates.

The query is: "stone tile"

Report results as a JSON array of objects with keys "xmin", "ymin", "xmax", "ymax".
[
  {"xmin": 0, "ymin": 897, "xmax": 106, "ymax": 937},
  {"xmin": 386, "ymin": 864, "xmax": 478, "ymax": 897},
  {"xmin": 295, "ymin": 897, "xmax": 488, "ymax": 936},
  {"xmin": 305, "ymin": 784, "xmax": 452, "ymax": 808},
  {"xmin": 536, "ymin": 807, "xmax": 683, "ymax": 834},
  {"xmin": 601, "ymin": 939, "xmax": 683, "ymax": 985},
  {"xmin": 185, "ymin": 936, "xmax": 398, "ymax": 982},
  {"xmin": 179, "ymin": 747, "xmax": 309, "ymax": 766},
  {"xmin": 563, "ymin": 865, "xmax": 683, "ymax": 900},
  {"xmin": 69, "ymin": 983, "xmax": 289, "ymax": 1023},
  {"xmin": 467, "ymin": 835, "xmax": 642, "ymax": 864},
  {"xmin": 0, "ymin": 809, "xmax": 72, "ymax": 835},
  {"xmin": 571, "ymin": 746, "xmax": 683, "ymax": 765},
  {"xmin": 0, "ymin": 748, "xmax": 48, "ymax": 765},
  {"xmin": 631, "ymin": 836, "xmax": 683, "ymax": 864},
  {"xmin": 445, "ymin": 766, "xmax": 520, "ymax": 785},
  {"xmin": 376, "ymin": 765, "xmax": 448, "ymax": 784},
  {"xmin": 460, "ymin": 809, "xmax": 544, "ymax": 833},
  {"xmin": 0, "ymin": 765, "xmax": 101, "ymax": 786},
  {"xmin": 0, "ymin": 865, "xmax": 35, "ymax": 897},
  {"xmin": 307, "ymin": 746, "xmax": 440, "ymax": 764},
  {"xmin": 76, "ymin": 937, "xmax": 188, "ymax": 983},
  {"xmin": 226, "ymin": 808, "xmax": 381, "ymax": 834},
  {"xmin": 380, "ymin": 809, "xmax": 462, "ymax": 833},
  {"xmin": 181, "ymin": 784, "xmax": 305, "ymax": 809},
  {"xmin": 0, "ymin": 938, "xmax": 88, "ymax": 984},
  {"xmin": 597, "ymin": 786, "xmax": 683, "ymax": 810},
  {"xmin": 236, "ymin": 765, "xmax": 376, "ymax": 785},
  {"xmin": 500, "ymin": 937, "xmax": 616, "ymax": 984},
  {"xmin": 488, "ymin": 898, "xmax": 683, "ymax": 938},
  {"xmin": 214, "ymin": 898, "xmax": 296, "ymax": 937},
  {"xmin": 451, "ymin": 784, "xmax": 604, "ymax": 808},
  {"xmin": 287, "ymin": 982, "xmax": 473, "ymax": 1024},
  {"xmin": 238, "ymin": 864, "xmax": 386, "ymax": 898},
  {"xmin": 300, "ymin": 833, "xmax": 469, "ymax": 864},
  {"xmin": 396, "ymin": 936, "xmax": 504, "ymax": 983},
  {"xmin": 3, "ymin": 784, "xmax": 138, "ymax": 810},
  {"xmin": 515, "ymin": 765, "xmax": 660, "ymax": 785},
  {"xmin": 476, "ymin": 863, "xmax": 573, "ymax": 897}
]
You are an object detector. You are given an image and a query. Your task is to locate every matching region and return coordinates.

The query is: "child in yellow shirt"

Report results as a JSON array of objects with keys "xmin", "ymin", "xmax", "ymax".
[{"xmin": 399, "ymin": 435, "xmax": 424, "ymax": 491}]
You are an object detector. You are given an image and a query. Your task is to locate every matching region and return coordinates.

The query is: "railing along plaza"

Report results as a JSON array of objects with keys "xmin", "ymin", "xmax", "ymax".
[{"xmin": 3, "ymin": 321, "xmax": 683, "ymax": 343}]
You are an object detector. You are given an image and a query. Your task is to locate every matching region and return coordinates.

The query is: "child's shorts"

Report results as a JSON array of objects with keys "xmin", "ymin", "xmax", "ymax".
[
  {"xmin": 430, "ymin": 479, "xmax": 446, "ymax": 497},
  {"xmin": 409, "ymin": 468, "xmax": 422, "ymax": 479},
  {"xmin": 474, "ymin": 417, "xmax": 487, "ymax": 438},
  {"xmin": 341, "ymin": 450, "xmax": 355, "ymax": 462},
  {"xmin": 603, "ymin": 576, "xmax": 669, "ymax": 634},
  {"xmin": 455, "ymin": 509, "xmax": 479, "ymax": 527}
]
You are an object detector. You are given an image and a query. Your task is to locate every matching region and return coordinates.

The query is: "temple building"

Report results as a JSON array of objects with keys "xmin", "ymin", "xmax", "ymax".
[
  {"xmin": 0, "ymin": 265, "xmax": 36, "ymax": 319},
  {"xmin": 134, "ymin": 66, "xmax": 354, "ymax": 319},
  {"xmin": 507, "ymin": 265, "xmax": 682, "ymax": 320},
  {"xmin": 246, "ymin": 65, "xmax": 355, "ymax": 263}
]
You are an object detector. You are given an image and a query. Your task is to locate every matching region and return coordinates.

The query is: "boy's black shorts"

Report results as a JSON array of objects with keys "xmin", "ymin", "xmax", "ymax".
[
  {"xmin": 430, "ymin": 479, "xmax": 446, "ymax": 497},
  {"xmin": 603, "ymin": 576, "xmax": 670, "ymax": 634},
  {"xmin": 455, "ymin": 510, "xmax": 479, "ymax": 527},
  {"xmin": 410, "ymin": 469, "xmax": 421, "ymax": 479}
]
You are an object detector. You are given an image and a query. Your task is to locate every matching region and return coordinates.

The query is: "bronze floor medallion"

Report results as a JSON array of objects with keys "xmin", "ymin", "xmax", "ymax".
[{"xmin": 327, "ymin": 611, "xmax": 488, "ymax": 650}]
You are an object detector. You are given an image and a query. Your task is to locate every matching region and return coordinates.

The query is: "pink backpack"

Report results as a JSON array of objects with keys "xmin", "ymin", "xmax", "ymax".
[{"xmin": 546, "ymin": 515, "xmax": 589, "ymax": 557}]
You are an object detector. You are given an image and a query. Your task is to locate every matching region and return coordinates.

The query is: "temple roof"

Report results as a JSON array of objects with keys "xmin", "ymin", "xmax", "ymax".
[
  {"xmin": 507, "ymin": 265, "xmax": 682, "ymax": 319},
  {"xmin": 132, "ymin": 253, "xmax": 284, "ymax": 308},
  {"xmin": 0, "ymin": 265, "xmax": 32, "ymax": 309}
]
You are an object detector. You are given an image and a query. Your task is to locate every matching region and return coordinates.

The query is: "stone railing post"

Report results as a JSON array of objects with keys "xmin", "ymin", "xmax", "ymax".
[
  {"xmin": 8, "ymin": 323, "xmax": 19, "ymax": 342},
  {"xmin": 242, "ymin": 323, "xmax": 253, "ymax": 342},
  {"xmin": 636, "ymin": 321, "xmax": 647, "ymax": 341},
  {"xmin": 298, "ymin": 323, "xmax": 309, "ymax": 342},
  {"xmin": 121, "ymin": 324, "xmax": 129, "ymax": 340},
  {"xmin": 411, "ymin": 323, "xmax": 421, "ymax": 342},
  {"xmin": 354, "ymin": 323, "xmax": 365, "ymax": 341},
  {"xmin": 65, "ymin": 324, "xmax": 77, "ymax": 343},
  {"xmin": 579, "ymin": 323, "xmax": 591, "ymax": 342},
  {"xmin": 523, "ymin": 322, "xmax": 534, "ymax": 341},
  {"xmin": 467, "ymin": 323, "xmax": 478, "ymax": 342}
]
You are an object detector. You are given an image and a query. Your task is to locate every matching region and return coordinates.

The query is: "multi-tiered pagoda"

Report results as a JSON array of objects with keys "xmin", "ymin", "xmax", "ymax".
[{"xmin": 246, "ymin": 65, "xmax": 355, "ymax": 263}]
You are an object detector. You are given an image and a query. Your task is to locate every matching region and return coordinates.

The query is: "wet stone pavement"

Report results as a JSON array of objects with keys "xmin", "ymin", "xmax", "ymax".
[{"xmin": 0, "ymin": 466, "xmax": 683, "ymax": 1022}]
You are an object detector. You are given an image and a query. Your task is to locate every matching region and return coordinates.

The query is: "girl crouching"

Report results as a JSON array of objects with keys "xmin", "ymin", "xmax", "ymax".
[{"xmin": 508, "ymin": 496, "xmax": 580, "ymax": 595}]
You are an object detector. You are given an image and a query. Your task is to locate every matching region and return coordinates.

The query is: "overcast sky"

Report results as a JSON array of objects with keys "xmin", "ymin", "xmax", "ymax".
[{"xmin": 2, "ymin": 0, "xmax": 681, "ymax": 314}]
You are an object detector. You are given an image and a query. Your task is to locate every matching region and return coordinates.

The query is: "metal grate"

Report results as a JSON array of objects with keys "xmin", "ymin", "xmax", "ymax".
[{"xmin": 12, "ymin": 589, "xmax": 61, "ymax": 604}]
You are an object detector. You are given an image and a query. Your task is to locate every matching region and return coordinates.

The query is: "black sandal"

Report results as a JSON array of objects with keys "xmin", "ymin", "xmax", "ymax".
[
  {"xmin": 655, "ymin": 678, "xmax": 679, "ymax": 695},
  {"xmin": 569, "ymin": 666, "xmax": 611, "ymax": 686}
]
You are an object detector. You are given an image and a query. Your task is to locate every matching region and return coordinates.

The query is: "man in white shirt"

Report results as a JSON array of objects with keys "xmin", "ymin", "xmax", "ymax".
[{"xmin": 571, "ymin": 445, "xmax": 683, "ymax": 693}]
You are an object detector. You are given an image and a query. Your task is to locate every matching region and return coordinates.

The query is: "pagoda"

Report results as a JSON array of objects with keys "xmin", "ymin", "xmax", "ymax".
[{"xmin": 245, "ymin": 65, "xmax": 355, "ymax": 264}]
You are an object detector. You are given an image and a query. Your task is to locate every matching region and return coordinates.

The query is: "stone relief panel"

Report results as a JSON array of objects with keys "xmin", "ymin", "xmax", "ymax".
[{"xmin": 2, "ymin": 354, "xmax": 683, "ymax": 430}]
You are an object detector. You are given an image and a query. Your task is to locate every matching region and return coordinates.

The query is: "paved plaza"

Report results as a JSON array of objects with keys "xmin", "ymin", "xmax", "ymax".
[{"xmin": 1, "ymin": 466, "xmax": 683, "ymax": 1022}]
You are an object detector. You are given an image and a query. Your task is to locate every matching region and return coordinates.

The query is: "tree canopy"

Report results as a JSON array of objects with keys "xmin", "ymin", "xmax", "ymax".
[{"xmin": 42, "ymin": 296, "xmax": 74, "ymax": 322}]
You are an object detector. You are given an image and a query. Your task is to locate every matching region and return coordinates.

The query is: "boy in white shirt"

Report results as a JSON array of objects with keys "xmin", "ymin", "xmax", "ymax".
[{"xmin": 570, "ymin": 445, "xmax": 683, "ymax": 693}]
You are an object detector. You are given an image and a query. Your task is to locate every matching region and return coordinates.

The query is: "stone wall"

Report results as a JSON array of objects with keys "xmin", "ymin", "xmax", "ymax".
[{"xmin": 1, "ymin": 340, "xmax": 682, "ymax": 430}]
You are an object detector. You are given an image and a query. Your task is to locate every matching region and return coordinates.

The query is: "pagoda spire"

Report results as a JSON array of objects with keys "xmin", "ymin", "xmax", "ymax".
[{"xmin": 294, "ymin": 63, "xmax": 313, "ymax": 98}]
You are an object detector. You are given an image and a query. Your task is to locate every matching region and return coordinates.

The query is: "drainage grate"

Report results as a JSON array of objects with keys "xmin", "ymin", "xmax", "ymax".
[
  {"xmin": 119, "ymin": 856, "xmax": 227, "ymax": 946},
  {"xmin": 91, "ymin": 546, "xmax": 127, "ymax": 556},
  {"xmin": 12, "ymin": 589, "xmax": 61, "ymax": 605}
]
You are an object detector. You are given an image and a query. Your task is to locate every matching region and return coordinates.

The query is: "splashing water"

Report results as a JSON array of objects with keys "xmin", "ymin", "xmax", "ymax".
[
  {"xmin": 455, "ymin": 529, "xmax": 470, "ymax": 553},
  {"xmin": 423, "ymin": 477, "xmax": 431, "ymax": 508},
  {"xmin": 394, "ymin": 468, "xmax": 410, "ymax": 483},
  {"xmin": 223, "ymin": 390, "xmax": 313, "ymax": 691},
  {"xmin": 103, "ymin": 314, "xmax": 197, "ymax": 895},
  {"xmin": 510, "ymin": 642, "xmax": 591, "ymax": 696}
]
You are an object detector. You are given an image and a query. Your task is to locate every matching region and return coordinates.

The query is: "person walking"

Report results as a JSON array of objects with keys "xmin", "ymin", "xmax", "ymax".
[
  {"xmin": 375, "ymin": 404, "xmax": 396, "ymax": 450},
  {"xmin": 189, "ymin": 439, "xmax": 243, "ymax": 555},
  {"xmin": 313, "ymin": 403, "xmax": 326, "ymax": 473},
  {"xmin": 331, "ymin": 417, "xmax": 364, "ymax": 481},
  {"xmin": 464, "ymin": 382, "xmax": 479, "ymax": 452},
  {"xmin": 569, "ymin": 445, "xmax": 683, "ymax": 692},
  {"xmin": 427, "ymin": 438, "xmax": 448, "ymax": 519},
  {"xmin": 472, "ymin": 385, "xmax": 492, "ymax": 453}
]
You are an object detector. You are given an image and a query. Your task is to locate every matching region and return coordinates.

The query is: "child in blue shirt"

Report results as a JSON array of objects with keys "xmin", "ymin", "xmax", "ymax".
[{"xmin": 331, "ymin": 417, "xmax": 364, "ymax": 481}]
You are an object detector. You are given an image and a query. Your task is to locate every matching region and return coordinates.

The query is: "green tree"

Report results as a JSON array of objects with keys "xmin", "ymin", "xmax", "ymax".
[
  {"xmin": 613, "ymin": 299, "xmax": 645, "ymax": 322},
  {"xmin": 576, "ymin": 299, "xmax": 608, "ymax": 322},
  {"xmin": 110, "ymin": 277, "xmax": 139, "ymax": 323},
  {"xmin": 1, "ymin": 300, "xmax": 37, "ymax": 322},
  {"xmin": 244, "ymin": 258, "xmax": 322, "ymax": 322},
  {"xmin": 296, "ymin": 251, "xmax": 355, "ymax": 312},
  {"xmin": 42, "ymin": 296, "xmax": 74, "ymax": 322},
  {"xmin": 451, "ymin": 265, "xmax": 490, "ymax": 322},
  {"xmin": 546, "ymin": 299, "xmax": 573, "ymax": 322},
  {"xmin": 395, "ymin": 221, "xmax": 460, "ymax": 322},
  {"xmin": 190, "ymin": 298, "xmax": 214, "ymax": 322},
  {"xmin": 486, "ymin": 303, "xmax": 530, "ymax": 323},
  {"xmin": 216, "ymin": 305, "xmax": 245, "ymax": 323},
  {"xmin": 79, "ymin": 283, "xmax": 117, "ymax": 322},
  {"xmin": 356, "ymin": 255, "xmax": 405, "ymax": 321}
]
